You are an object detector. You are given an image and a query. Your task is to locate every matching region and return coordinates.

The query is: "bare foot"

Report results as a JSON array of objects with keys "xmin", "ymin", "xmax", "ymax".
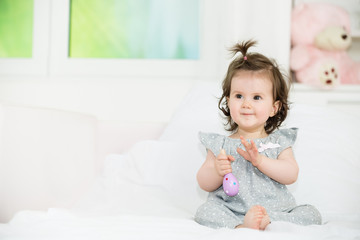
[
  {"xmin": 259, "ymin": 208, "xmax": 271, "ymax": 230},
  {"xmin": 236, "ymin": 205, "xmax": 265, "ymax": 230}
]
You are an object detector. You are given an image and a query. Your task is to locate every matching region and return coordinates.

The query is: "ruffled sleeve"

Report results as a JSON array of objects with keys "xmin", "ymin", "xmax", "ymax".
[
  {"xmin": 198, "ymin": 132, "xmax": 226, "ymax": 157},
  {"xmin": 272, "ymin": 128, "xmax": 298, "ymax": 154}
]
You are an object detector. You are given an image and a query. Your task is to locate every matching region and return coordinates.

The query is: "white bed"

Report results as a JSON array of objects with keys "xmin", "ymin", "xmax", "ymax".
[{"xmin": 0, "ymin": 83, "xmax": 359, "ymax": 240}]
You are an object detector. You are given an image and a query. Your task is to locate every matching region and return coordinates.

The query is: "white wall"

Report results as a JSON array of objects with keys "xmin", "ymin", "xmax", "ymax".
[{"xmin": 0, "ymin": 77, "xmax": 195, "ymax": 123}]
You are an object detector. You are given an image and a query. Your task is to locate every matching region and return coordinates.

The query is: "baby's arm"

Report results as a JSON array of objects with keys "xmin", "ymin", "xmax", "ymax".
[
  {"xmin": 256, "ymin": 148, "xmax": 299, "ymax": 185},
  {"xmin": 197, "ymin": 149, "xmax": 235, "ymax": 192},
  {"xmin": 237, "ymin": 138, "xmax": 299, "ymax": 185}
]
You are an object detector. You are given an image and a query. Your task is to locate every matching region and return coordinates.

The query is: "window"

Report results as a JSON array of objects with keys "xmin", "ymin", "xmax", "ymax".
[
  {"xmin": 0, "ymin": 0, "xmax": 34, "ymax": 58},
  {"xmin": 0, "ymin": 0, "xmax": 219, "ymax": 77},
  {"xmin": 69, "ymin": 0, "xmax": 200, "ymax": 59}
]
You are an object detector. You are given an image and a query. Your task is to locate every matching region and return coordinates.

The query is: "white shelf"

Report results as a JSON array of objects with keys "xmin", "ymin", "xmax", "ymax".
[{"xmin": 292, "ymin": 83, "xmax": 360, "ymax": 92}]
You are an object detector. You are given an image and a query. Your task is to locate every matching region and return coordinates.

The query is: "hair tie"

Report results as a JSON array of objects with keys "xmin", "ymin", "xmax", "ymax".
[{"xmin": 243, "ymin": 56, "xmax": 248, "ymax": 61}]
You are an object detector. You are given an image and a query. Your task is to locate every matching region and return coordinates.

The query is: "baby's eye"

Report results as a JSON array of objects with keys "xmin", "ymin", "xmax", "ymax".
[
  {"xmin": 235, "ymin": 94, "xmax": 243, "ymax": 99},
  {"xmin": 253, "ymin": 95, "xmax": 262, "ymax": 100}
]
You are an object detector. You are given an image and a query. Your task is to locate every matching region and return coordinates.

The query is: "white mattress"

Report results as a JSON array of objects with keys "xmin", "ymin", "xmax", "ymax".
[{"xmin": 1, "ymin": 208, "xmax": 359, "ymax": 240}]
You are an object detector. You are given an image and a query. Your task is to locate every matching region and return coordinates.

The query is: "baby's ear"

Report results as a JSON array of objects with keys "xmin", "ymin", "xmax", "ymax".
[{"xmin": 270, "ymin": 100, "xmax": 280, "ymax": 117}]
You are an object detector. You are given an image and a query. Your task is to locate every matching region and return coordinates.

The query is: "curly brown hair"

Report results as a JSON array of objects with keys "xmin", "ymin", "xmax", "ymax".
[{"xmin": 218, "ymin": 40, "xmax": 291, "ymax": 134}]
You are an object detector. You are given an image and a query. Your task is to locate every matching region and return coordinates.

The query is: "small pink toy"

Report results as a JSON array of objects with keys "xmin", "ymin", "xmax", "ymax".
[
  {"xmin": 223, "ymin": 172, "xmax": 239, "ymax": 196},
  {"xmin": 219, "ymin": 149, "xmax": 239, "ymax": 196}
]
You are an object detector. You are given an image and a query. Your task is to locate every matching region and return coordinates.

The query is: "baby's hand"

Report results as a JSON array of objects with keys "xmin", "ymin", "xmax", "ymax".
[
  {"xmin": 215, "ymin": 149, "xmax": 235, "ymax": 177},
  {"xmin": 237, "ymin": 136, "xmax": 263, "ymax": 167}
]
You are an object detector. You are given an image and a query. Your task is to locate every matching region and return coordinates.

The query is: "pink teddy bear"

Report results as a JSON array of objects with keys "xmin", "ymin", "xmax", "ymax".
[{"xmin": 290, "ymin": 3, "xmax": 360, "ymax": 88}]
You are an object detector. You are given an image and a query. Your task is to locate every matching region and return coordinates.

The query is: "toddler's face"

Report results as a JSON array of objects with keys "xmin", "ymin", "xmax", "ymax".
[{"xmin": 227, "ymin": 70, "xmax": 279, "ymax": 135}]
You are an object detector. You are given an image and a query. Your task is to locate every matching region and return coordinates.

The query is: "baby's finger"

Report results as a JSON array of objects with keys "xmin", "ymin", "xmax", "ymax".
[
  {"xmin": 217, "ymin": 149, "xmax": 229, "ymax": 160},
  {"xmin": 217, "ymin": 154, "xmax": 228, "ymax": 161},
  {"xmin": 219, "ymin": 168, "xmax": 232, "ymax": 176},
  {"xmin": 237, "ymin": 147, "xmax": 250, "ymax": 161},
  {"xmin": 236, "ymin": 147, "xmax": 246, "ymax": 155},
  {"xmin": 240, "ymin": 136, "xmax": 251, "ymax": 149},
  {"xmin": 220, "ymin": 165, "xmax": 232, "ymax": 172},
  {"xmin": 248, "ymin": 141, "xmax": 260, "ymax": 156},
  {"xmin": 220, "ymin": 149, "xmax": 227, "ymax": 156},
  {"xmin": 243, "ymin": 141, "xmax": 252, "ymax": 152},
  {"xmin": 217, "ymin": 159, "xmax": 231, "ymax": 166},
  {"xmin": 219, "ymin": 163, "xmax": 232, "ymax": 175},
  {"xmin": 251, "ymin": 140, "xmax": 257, "ymax": 150},
  {"xmin": 227, "ymin": 155, "xmax": 235, "ymax": 161}
]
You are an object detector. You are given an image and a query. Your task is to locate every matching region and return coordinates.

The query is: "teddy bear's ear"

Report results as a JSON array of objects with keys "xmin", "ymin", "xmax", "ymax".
[
  {"xmin": 292, "ymin": 3, "xmax": 308, "ymax": 15},
  {"xmin": 296, "ymin": 3, "xmax": 306, "ymax": 11},
  {"xmin": 291, "ymin": 3, "xmax": 315, "ymax": 46}
]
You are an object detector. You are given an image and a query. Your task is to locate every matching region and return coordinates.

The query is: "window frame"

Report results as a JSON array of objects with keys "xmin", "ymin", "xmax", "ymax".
[
  {"xmin": 0, "ymin": 0, "xmax": 50, "ymax": 76},
  {"xmin": 49, "ymin": 0, "xmax": 221, "ymax": 78}
]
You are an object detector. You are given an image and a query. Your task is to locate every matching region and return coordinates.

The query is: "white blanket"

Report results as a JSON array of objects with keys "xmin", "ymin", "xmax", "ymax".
[{"xmin": 1, "ymin": 83, "xmax": 359, "ymax": 239}]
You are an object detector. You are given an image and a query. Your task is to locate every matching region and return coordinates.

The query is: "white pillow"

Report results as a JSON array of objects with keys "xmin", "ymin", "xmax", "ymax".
[{"xmin": 159, "ymin": 81, "xmax": 227, "ymax": 143}]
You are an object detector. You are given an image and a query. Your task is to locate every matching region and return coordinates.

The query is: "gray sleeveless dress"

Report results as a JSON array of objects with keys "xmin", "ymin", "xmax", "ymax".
[{"xmin": 194, "ymin": 128, "xmax": 322, "ymax": 229}]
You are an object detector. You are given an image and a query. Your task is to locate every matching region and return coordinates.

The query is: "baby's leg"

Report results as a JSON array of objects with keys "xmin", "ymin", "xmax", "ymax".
[
  {"xmin": 271, "ymin": 204, "xmax": 322, "ymax": 225},
  {"xmin": 195, "ymin": 201, "xmax": 243, "ymax": 229},
  {"xmin": 236, "ymin": 205, "xmax": 270, "ymax": 230}
]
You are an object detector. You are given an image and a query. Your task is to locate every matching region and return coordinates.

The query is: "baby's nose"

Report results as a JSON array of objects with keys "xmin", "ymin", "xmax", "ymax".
[{"xmin": 242, "ymin": 100, "xmax": 251, "ymax": 108}]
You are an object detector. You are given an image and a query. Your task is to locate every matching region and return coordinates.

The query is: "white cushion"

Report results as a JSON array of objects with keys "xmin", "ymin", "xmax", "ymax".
[{"xmin": 0, "ymin": 104, "xmax": 98, "ymax": 223}]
